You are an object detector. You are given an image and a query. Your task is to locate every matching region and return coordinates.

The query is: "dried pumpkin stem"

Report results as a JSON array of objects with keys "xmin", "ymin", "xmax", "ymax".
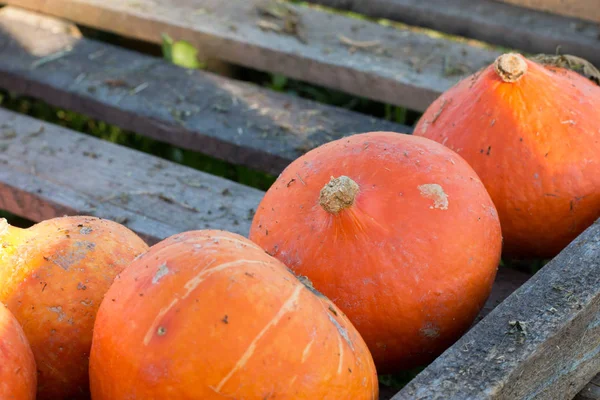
[
  {"xmin": 319, "ymin": 176, "xmax": 359, "ymax": 214},
  {"xmin": 494, "ymin": 53, "xmax": 528, "ymax": 83}
]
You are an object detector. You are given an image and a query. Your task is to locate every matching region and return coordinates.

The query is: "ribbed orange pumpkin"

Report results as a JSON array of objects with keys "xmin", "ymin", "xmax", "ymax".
[
  {"xmin": 414, "ymin": 53, "xmax": 600, "ymax": 258},
  {"xmin": 0, "ymin": 303, "xmax": 36, "ymax": 400},
  {"xmin": 90, "ymin": 230, "xmax": 378, "ymax": 399},
  {"xmin": 0, "ymin": 217, "xmax": 148, "ymax": 400},
  {"xmin": 249, "ymin": 132, "xmax": 502, "ymax": 372}
]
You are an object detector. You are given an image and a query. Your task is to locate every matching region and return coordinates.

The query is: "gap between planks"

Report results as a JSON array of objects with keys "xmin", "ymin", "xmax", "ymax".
[
  {"xmin": 0, "ymin": 6, "xmax": 409, "ymax": 176},
  {"xmin": 2, "ymin": 0, "xmax": 503, "ymax": 112}
]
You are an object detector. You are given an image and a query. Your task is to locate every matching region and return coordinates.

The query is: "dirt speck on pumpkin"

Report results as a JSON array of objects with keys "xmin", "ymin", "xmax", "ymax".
[
  {"xmin": 152, "ymin": 262, "xmax": 170, "ymax": 284},
  {"xmin": 418, "ymin": 184, "xmax": 449, "ymax": 210},
  {"xmin": 48, "ymin": 306, "xmax": 66, "ymax": 322},
  {"xmin": 157, "ymin": 326, "xmax": 167, "ymax": 336},
  {"xmin": 420, "ymin": 324, "xmax": 440, "ymax": 338}
]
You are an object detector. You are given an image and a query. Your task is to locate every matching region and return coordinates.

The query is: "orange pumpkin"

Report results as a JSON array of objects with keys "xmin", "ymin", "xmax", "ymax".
[
  {"xmin": 249, "ymin": 132, "xmax": 502, "ymax": 372},
  {"xmin": 414, "ymin": 53, "xmax": 600, "ymax": 258},
  {"xmin": 0, "ymin": 303, "xmax": 36, "ymax": 400},
  {"xmin": 90, "ymin": 230, "xmax": 378, "ymax": 400},
  {"xmin": 0, "ymin": 216, "xmax": 148, "ymax": 400}
]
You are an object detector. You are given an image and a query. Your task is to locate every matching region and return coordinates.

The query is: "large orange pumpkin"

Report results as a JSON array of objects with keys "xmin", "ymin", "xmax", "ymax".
[
  {"xmin": 90, "ymin": 230, "xmax": 378, "ymax": 400},
  {"xmin": 249, "ymin": 132, "xmax": 502, "ymax": 372},
  {"xmin": 0, "ymin": 216, "xmax": 148, "ymax": 400},
  {"xmin": 414, "ymin": 53, "xmax": 600, "ymax": 258},
  {"xmin": 0, "ymin": 303, "xmax": 36, "ymax": 400}
]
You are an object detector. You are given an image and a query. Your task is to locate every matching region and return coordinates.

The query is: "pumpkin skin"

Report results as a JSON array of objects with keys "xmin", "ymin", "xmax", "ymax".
[
  {"xmin": 89, "ymin": 230, "xmax": 378, "ymax": 400},
  {"xmin": 249, "ymin": 132, "xmax": 502, "ymax": 372},
  {"xmin": 0, "ymin": 216, "xmax": 149, "ymax": 400},
  {"xmin": 414, "ymin": 53, "xmax": 600, "ymax": 258},
  {"xmin": 0, "ymin": 303, "xmax": 36, "ymax": 400}
]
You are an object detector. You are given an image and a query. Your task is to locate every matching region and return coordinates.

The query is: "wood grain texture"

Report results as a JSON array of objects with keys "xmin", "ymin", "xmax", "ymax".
[
  {"xmin": 0, "ymin": 7, "xmax": 408, "ymax": 176},
  {"xmin": 393, "ymin": 219, "xmax": 600, "ymax": 400},
  {"xmin": 497, "ymin": 0, "xmax": 600, "ymax": 23},
  {"xmin": 0, "ymin": 108, "xmax": 263, "ymax": 244},
  {"xmin": 2, "ymin": 0, "xmax": 502, "ymax": 112},
  {"xmin": 306, "ymin": 0, "xmax": 600, "ymax": 67}
]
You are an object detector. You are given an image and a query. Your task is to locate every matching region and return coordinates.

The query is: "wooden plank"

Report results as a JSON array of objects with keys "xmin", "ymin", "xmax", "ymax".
[
  {"xmin": 497, "ymin": 0, "xmax": 600, "ymax": 23},
  {"xmin": 0, "ymin": 7, "xmax": 407, "ymax": 176},
  {"xmin": 306, "ymin": 0, "xmax": 600, "ymax": 67},
  {"xmin": 393, "ymin": 219, "xmax": 600, "ymax": 400},
  {"xmin": 0, "ymin": 107, "xmax": 264, "ymax": 244},
  {"xmin": 576, "ymin": 374, "xmax": 600, "ymax": 400},
  {"xmin": 2, "ymin": 0, "xmax": 502, "ymax": 112}
]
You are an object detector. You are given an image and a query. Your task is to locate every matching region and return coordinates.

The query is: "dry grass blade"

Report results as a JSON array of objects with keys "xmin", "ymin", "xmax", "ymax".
[
  {"xmin": 255, "ymin": 0, "xmax": 307, "ymax": 43},
  {"xmin": 530, "ymin": 54, "xmax": 600, "ymax": 86},
  {"xmin": 337, "ymin": 35, "xmax": 381, "ymax": 49}
]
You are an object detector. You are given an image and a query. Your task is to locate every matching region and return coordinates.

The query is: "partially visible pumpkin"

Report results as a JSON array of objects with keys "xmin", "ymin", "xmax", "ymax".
[
  {"xmin": 414, "ymin": 53, "xmax": 600, "ymax": 258},
  {"xmin": 0, "ymin": 216, "xmax": 149, "ymax": 400},
  {"xmin": 249, "ymin": 132, "xmax": 502, "ymax": 372},
  {"xmin": 90, "ymin": 230, "xmax": 378, "ymax": 400},
  {"xmin": 0, "ymin": 303, "xmax": 36, "ymax": 400}
]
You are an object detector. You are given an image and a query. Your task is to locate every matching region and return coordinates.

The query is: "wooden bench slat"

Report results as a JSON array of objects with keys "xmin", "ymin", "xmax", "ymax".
[
  {"xmin": 0, "ymin": 7, "xmax": 408, "ymax": 176},
  {"xmin": 306, "ymin": 0, "xmax": 600, "ymax": 67},
  {"xmin": 393, "ymin": 219, "xmax": 600, "ymax": 400},
  {"xmin": 0, "ymin": 107, "xmax": 263, "ymax": 244},
  {"xmin": 497, "ymin": 0, "xmax": 600, "ymax": 23},
  {"xmin": 2, "ymin": 0, "xmax": 502, "ymax": 112}
]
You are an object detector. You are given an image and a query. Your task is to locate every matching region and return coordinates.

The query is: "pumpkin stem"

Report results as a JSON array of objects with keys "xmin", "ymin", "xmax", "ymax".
[
  {"xmin": 319, "ymin": 176, "xmax": 359, "ymax": 214},
  {"xmin": 494, "ymin": 53, "xmax": 528, "ymax": 83}
]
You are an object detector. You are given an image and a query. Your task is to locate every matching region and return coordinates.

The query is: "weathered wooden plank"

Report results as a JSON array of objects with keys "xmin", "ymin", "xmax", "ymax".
[
  {"xmin": 576, "ymin": 373, "xmax": 600, "ymax": 400},
  {"xmin": 0, "ymin": 108, "xmax": 264, "ymax": 244},
  {"xmin": 306, "ymin": 0, "xmax": 600, "ymax": 67},
  {"xmin": 393, "ymin": 219, "xmax": 600, "ymax": 400},
  {"xmin": 0, "ymin": 7, "xmax": 408, "ymax": 176},
  {"xmin": 478, "ymin": 267, "xmax": 531, "ymax": 325},
  {"xmin": 2, "ymin": 0, "xmax": 502, "ymax": 112},
  {"xmin": 497, "ymin": 0, "xmax": 600, "ymax": 23}
]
